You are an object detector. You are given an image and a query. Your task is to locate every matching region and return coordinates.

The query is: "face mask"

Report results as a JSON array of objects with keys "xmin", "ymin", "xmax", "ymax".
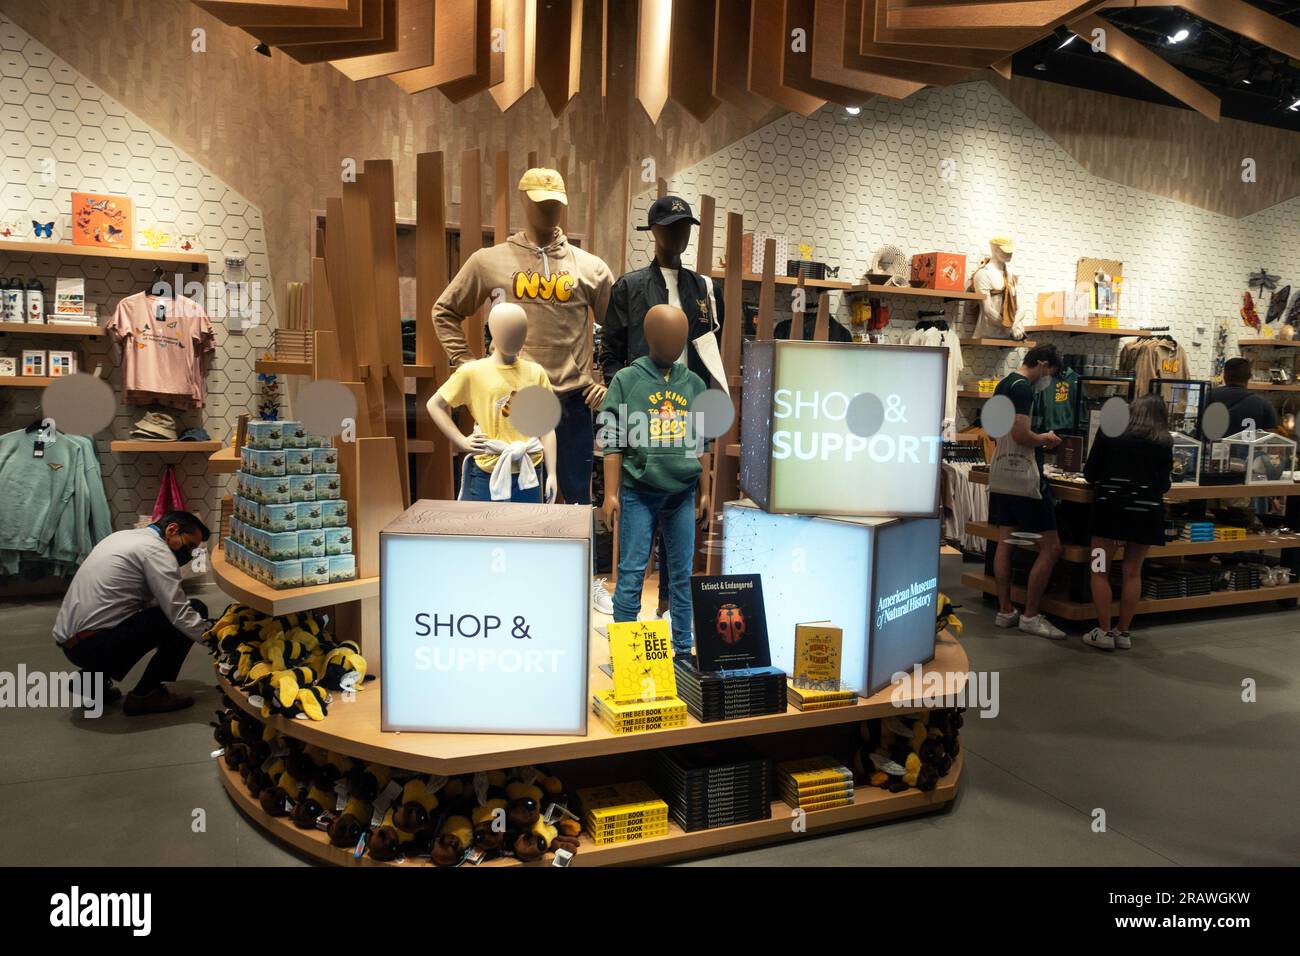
[{"xmin": 173, "ymin": 546, "xmax": 191, "ymax": 568}]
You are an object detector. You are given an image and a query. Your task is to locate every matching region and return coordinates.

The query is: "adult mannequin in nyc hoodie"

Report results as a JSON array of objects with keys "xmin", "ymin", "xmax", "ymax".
[
  {"xmin": 599, "ymin": 305, "xmax": 712, "ymax": 657},
  {"xmin": 433, "ymin": 168, "xmax": 613, "ymax": 505}
]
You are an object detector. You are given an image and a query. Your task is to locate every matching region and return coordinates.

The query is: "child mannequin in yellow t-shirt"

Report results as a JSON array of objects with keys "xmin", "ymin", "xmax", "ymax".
[{"xmin": 427, "ymin": 303, "xmax": 558, "ymax": 502}]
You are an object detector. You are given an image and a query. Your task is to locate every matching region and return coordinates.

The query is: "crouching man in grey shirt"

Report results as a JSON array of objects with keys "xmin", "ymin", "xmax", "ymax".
[{"xmin": 53, "ymin": 511, "xmax": 212, "ymax": 716}]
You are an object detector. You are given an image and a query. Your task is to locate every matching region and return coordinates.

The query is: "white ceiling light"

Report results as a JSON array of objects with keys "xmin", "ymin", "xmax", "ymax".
[
  {"xmin": 845, "ymin": 106, "xmax": 861, "ymax": 115},
  {"xmin": 1057, "ymin": 34, "xmax": 1076, "ymax": 50},
  {"xmin": 1167, "ymin": 28, "xmax": 1190, "ymax": 43}
]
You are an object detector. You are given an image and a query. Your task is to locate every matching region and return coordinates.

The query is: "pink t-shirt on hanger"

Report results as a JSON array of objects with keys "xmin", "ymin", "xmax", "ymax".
[{"xmin": 110, "ymin": 292, "xmax": 216, "ymax": 409}]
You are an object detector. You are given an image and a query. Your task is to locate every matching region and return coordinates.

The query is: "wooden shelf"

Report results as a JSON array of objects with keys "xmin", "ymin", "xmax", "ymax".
[
  {"xmin": 212, "ymin": 550, "xmax": 378, "ymax": 616},
  {"xmin": 1247, "ymin": 382, "xmax": 1300, "ymax": 392},
  {"xmin": 208, "ymin": 446, "xmax": 239, "ymax": 474},
  {"xmin": 847, "ymin": 283, "xmax": 984, "ymax": 301},
  {"xmin": 711, "ymin": 270, "xmax": 852, "ymax": 291},
  {"xmin": 968, "ymin": 468, "xmax": 1300, "ymax": 503},
  {"xmin": 0, "ymin": 321, "xmax": 104, "ymax": 337},
  {"xmin": 215, "ymin": 633, "xmax": 968, "ymax": 776},
  {"xmin": 403, "ymin": 364, "xmax": 435, "ymax": 378},
  {"xmin": 966, "ymin": 521, "xmax": 1300, "ymax": 563},
  {"xmin": 217, "ymin": 750, "xmax": 960, "ymax": 868},
  {"xmin": 0, "ymin": 375, "xmax": 54, "ymax": 388},
  {"xmin": 958, "ymin": 337, "xmax": 1036, "ymax": 348},
  {"xmin": 1023, "ymin": 324, "xmax": 1151, "ymax": 337},
  {"xmin": 961, "ymin": 572, "xmax": 1300, "ymax": 621},
  {"xmin": 957, "ymin": 390, "xmax": 995, "ymax": 400},
  {"xmin": 110, "ymin": 440, "xmax": 223, "ymax": 453},
  {"xmin": 0, "ymin": 239, "xmax": 208, "ymax": 267},
  {"xmin": 1238, "ymin": 338, "xmax": 1300, "ymax": 348},
  {"xmin": 724, "ymin": 443, "xmax": 741, "ymax": 458},
  {"xmin": 255, "ymin": 360, "xmax": 312, "ymax": 376}
]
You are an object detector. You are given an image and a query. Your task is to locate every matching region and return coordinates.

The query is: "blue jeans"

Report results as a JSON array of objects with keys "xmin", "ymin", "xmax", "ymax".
[
  {"xmin": 614, "ymin": 483, "xmax": 697, "ymax": 654},
  {"xmin": 461, "ymin": 461, "xmax": 542, "ymax": 503},
  {"xmin": 555, "ymin": 389, "xmax": 593, "ymax": 505}
]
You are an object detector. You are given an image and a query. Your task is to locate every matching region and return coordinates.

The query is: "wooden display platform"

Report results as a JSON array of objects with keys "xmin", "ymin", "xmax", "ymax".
[
  {"xmin": 208, "ymin": 446, "xmax": 238, "ymax": 474},
  {"xmin": 968, "ymin": 468, "xmax": 1300, "ymax": 503},
  {"xmin": 959, "ymin": 337, "xmax": 1035, "ymax": 348},
  {"xmin": 0, "ymin": 239, "xmax": 208, "ymax": 267},
  {"xmin": 848, "ymin": 283, "xmax": 984, "ymax": 301},
  {"xmin": 216, "ymin": 632, "xmax": 967, "ymax": 776},
  {"xmin": 0, "ymin": 321, "xmax": 104, "ymax": 337},
  {"xmin": 960, "ymin": 571, "xmax": 1300, "ymax": 620},
  {"xmin": 1023, "ymin": 324, "xmax": 1151, "ymax": 337},
  {"xmin": 711, "ymin": 270, "xmax": 852, "ymax": 291},
  {"xmin": 212, "ymin": 550, "xmax": 378, "ymax": 616},
  {"xmin": 1238, "ymin": 338, "xmax": 1300, "ymax": 348},
  {"xmin": 0, "ymin": 376, "xmax": 54, "ymax": 388},
  {"xmin": 965, "ymin": 521, "xmax": 1300, "ymax": 563},
  {"xmin": 110, "ymin": 440, "xmax": 223, "ymax": 453},
  {"xmin": 254, "ymin": 360, "xmax": 312, "ymax": 376},
  {"xmin": 217, "ymin": 751, "xmax": 961, "ymax": 868},
  {"xmin": 1246, "ymin": 382, "xmax": 1300, "ymax": 392},
  {"xmin": 957, "ymin": 390, "xmax": 994, "ymax": 400}
]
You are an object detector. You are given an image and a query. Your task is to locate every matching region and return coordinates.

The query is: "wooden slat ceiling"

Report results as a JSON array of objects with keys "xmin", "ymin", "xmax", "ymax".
[{"xmin": 191, "ymin": 0, "xmax": 1300, "ymax": 125}]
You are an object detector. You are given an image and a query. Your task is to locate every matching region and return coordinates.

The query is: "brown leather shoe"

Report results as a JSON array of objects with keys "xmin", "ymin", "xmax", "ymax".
[{"xmin": 123, "ymin": 688, "xmax": 195, "ymax": 716}]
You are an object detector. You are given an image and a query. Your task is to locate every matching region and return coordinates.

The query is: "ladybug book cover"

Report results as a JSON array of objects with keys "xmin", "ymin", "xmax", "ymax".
[{"xmin": 690, "ymin": 574, "xmax": 772, "ymax": 671}]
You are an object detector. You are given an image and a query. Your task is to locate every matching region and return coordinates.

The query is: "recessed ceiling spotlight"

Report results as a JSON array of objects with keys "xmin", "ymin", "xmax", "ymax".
[
  {"xmin": 1290, "ymin": 98, "xmax": 1300, "ymax": 112},
  {"xmin": 254, "ymin": 42, "xmax": 271, "ymax": 57},
  {"xmin": 1167, "ymin": 28, "xmax": 1190, "ymax": 44},
  {"xmin": 844, "ymin": 105, "xmax": 861, "ymax": 116},
  {"xmin": 1034, "ymin": 59, "xmax": 1048, "ymax": 72},
  {"xmin": 1057, "ymin": 34, "xmax": 1076, "ymax": 50}
]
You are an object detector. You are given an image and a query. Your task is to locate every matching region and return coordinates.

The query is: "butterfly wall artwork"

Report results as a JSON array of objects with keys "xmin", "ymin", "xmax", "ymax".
[
  {"xmin": 71, "ymin": 192, "xmax": 132, "ymax": 250},
  {"xmin": 31, "ymin": 220, "xmax": 55, "ymax": 239},
  {"xmin": 139, "ymin": 226, "xmax": 172, "ymax": 250}
]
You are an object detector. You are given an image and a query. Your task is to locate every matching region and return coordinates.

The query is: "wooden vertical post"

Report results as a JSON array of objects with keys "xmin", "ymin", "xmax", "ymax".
[
  {"xmin": 461, "ymin": 148, "xmax": 486, "ymax": 360},
  {"xmin": 757, "ymin": 237, "xmax": 776, "ymax": 339},
  {"xmin": 416, "ymin": 151, "xmax": 455, "ymax": 500},
  {"xmin": 584, "ymin": 159, "xmax": 598, "ymax": 260},
  {"xmin": 706, "ymin": 211, "xmax": 745, "ymax": 574},
  {"xmin": 323, "ymin": 198, "xmax": 359, "ymax": 380},
  {"xmin": 494, "ymin": 150, "xmax": 511, "ymax": 244},
  {"xmin": 340, "ymin": 176, "xmax": 390, "ymax": 441},
  {"xmin": 696, "ymin": 194, "xmax": 715, "ymax": 276},
  {"xmin": 813, "ymin": 290, "xmax": 830, "ymax": 341}
]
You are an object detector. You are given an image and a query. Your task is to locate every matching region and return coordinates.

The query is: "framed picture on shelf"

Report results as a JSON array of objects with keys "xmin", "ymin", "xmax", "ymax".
[
  {"xmin": 54, "ymin": 277, "xmax": 85, "ymax": 315},
  {"xmin": 22, "ymin": 349, "xmax": 46, "ymax": 376},
  {"xmin": 48, "ymin": 350, "xmax": 75, "ymax": 376},
  {"xmin": 0, "ymin": 356, "xmax": 15, "ymax": 377},
  {"xmin": 71, "ymin": 192, "xmax": 132, "ymax": 249}
]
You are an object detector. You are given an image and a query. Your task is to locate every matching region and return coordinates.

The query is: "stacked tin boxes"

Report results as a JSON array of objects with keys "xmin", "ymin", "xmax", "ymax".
[{"xmin": 224, "ymin": 420, "xmax": 355, "ymax": 589}]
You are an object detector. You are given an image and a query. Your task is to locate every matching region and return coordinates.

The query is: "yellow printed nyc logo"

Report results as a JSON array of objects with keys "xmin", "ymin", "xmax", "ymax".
[{"xmin": 514, "ymin": 270, "xmax": 575, "ymax": 302}]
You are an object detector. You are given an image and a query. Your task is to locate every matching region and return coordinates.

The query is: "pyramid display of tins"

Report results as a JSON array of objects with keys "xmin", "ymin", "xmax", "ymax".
[{"xmin": 225, "ymin": 420, "xmax": 354, "ymax": 590}]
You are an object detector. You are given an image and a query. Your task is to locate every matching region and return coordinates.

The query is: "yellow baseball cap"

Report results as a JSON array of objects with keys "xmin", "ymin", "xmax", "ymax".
[
  {"xmin": 990, "ymin": 235, "xmax": 1015, "ymax": 254},
  {"xmin": 518, "ymin": 167, "xmax": 567, "ymax": 205}
]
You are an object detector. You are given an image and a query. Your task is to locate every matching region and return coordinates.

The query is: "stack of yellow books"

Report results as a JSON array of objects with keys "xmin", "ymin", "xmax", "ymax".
[
  {"xmin": 592, "ymin": 690, "xmax": 688, "ymax": 734},
  {"xmin": 1214, "ymin": 526, "xmax": 1247, "ymax": 540},
  {"xmin": 977, "ymin": 379, "xmax": 999, "ymax": 394},
  {"xmin": 576, "ymin": 781, "xmax": 670, "ymax": 845},
  {"xmin": 776, "ymin": 756, "xmax": 855, "ymax": 811},
  {"xmin": 787, "ymin": 680, "xmax": 857, "ymax": 711},
  {"xmin": 1095, "ymin": 316, "xmax": 1119, "ymax": 328}
]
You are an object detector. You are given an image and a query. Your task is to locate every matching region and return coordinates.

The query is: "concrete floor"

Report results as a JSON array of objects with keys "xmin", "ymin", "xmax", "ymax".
[{"xmin": 1, "ymin": 554, "xmax": 1296, "ymax": 866}]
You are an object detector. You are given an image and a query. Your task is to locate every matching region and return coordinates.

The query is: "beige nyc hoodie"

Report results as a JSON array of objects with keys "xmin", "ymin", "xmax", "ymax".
[{"xmin": 432, "ymin": 230, "xmax": 613, "ymax": 394}]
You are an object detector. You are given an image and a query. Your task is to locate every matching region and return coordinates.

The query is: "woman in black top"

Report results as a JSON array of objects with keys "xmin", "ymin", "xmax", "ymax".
[{"xmin": 1082, "ymin": 394, "xmax": 1174, "ymax": 651}]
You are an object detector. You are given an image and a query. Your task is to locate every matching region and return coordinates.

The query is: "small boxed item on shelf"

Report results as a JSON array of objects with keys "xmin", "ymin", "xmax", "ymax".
[
  {"xmin": 316, "ymin": 473, "xmax": 343, "ymax": 500},
  {"xmin": 320, "ymin": 500, "xmax": 349, "ymax": 528},
  {"xmin": 47, "ymin": 350, "xmax": 76, "ymax": 376},
  {"xmin": 311, "ymin": 447, "xmax": 339, "ymax": 473},
  {"xmin": 244, "ymin": 420, "xmax": 283, "ymax": 449},
  {"xmin": 279, "ymin": 421, "xmax": 307, "ymax": 448},
  {"xmin": 295, "ymin": 501, "xmax": 323, "ymax": 529},
  {"xmin": 270, "ymin": 559, "xmax": 303, "ymax": 589},
  {"xmin": 297, "ymin": 530, "xmax": 326, "ymax": 558},
  {"xmin": 268, "ymin": 532, "xmax": 299, "ymax": 562},
  {"xmin": 286, "ymin": 448, "xmax": 314, "ymax": 475},
  {"xmin": 325, "ymin": 527, "xmax": 352, "ymax": 555},
  {"xmin": 246, "ymin": 475, "xmax": 291, "ymax": 504},
  {"xmin": 303, "ymin": 557, "xmax": 331, "ymax": 587},
  {"xmin": 259, "ymin": 502, "xmax": 297, "ymax": 533},
  {"xmin": 910, "ymin": 251, "xmax": 966, "ymax": 292},
  {"xmin": 241, "ymin": 446, "xmax": 286, "ymax": 477},
  {"xmin": 288, "ymin": 474, "xmax": 317, "ymax": 502},
  {"xmin": 0, "ymin": 356, "xmax": 16, "ymax": 377},
  {"xmin": 21, "ymin": 349, "xmax": 45, "ymax": 376},
  {"xmin": 327, "ymin": 554, "xmax": 355, "ymax": 582}
]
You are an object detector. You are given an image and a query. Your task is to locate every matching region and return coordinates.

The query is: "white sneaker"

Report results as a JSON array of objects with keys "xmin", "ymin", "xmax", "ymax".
[
  {"xmin": 1019, "ymin": 614, "xmax": 1066, "ymax": 640},
  {"xmin": 1112, "ymin": 630, "xmax": 1131, "ymax": 649},
  {"xmin": 1082, "ymin": 627, "xmax": 1115, "ymax": 651},
  {"xmin": 995, "ymin": 609, "xmax": 1020, "ymax": 628},
  {"xmin": 591, "ymin": 578, "xmax": 613, "ymax": 616}
]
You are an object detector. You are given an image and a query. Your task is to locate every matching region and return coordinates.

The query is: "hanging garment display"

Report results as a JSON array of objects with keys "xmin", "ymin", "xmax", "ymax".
[
  {"xmin": 1119, "ymin": 336, "xmax": 1190, "ymax": 397},
  {"xmin": 0, "ymin": 426, "xmax": 112, "ymax": 577},
  {"xmin": 109, "ymin": 291, "xmax": 215, "ymax": 410},
  {"xmin": 150, "ymin": 464, "xmax": 188, "ymax": 522}
]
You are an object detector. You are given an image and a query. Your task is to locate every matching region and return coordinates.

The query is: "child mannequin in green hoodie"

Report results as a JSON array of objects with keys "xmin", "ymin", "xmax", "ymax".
[{"xmin": 599, "ymin": 304, "xmax": 711, "ymax": 658}]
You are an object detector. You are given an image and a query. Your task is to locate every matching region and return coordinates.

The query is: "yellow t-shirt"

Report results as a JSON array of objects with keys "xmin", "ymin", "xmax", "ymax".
[{"xmin": 436, "ymin": 356, "xmax": 552, "ymax": 472}]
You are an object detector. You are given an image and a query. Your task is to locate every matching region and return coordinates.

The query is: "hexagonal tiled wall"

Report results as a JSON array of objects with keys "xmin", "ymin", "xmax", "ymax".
[
  {"xmin": 0, "ymin": 14, "xmax": 275, "ymax": 531},
  {"xmin": 626, "ymin": 82, "xmax": 1300, "ymax": 428}
]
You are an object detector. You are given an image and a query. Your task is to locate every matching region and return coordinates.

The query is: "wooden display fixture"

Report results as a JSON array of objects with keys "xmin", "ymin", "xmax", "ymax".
[
  {"xmin": 209, "ymin": 446, "xmax": 238, "ymax": 474},
  {"xmin": 0, "ymin": 376, "xmax": 55, "ymax": 388},
  {"xmin": 961, "ymin": 572, "xmax": 1300, "ymax": 621},
  {"xmin": 0, "ymin": 239, "xmax": 208, "ymax": 268},
  {"xmin": 254, "ymin": 359, "xmax": 313, "ymax": 376},
  {"xmin": 1022, "ymin": 324, "xmax": 1152, "ymax": 337},
  {"xmin": 212, "ymin": 550, "xmax": 379, "ymax": 616},
  {"xmin": 1246, "ymin": 382, "xmax": 1300, "ymax": 392},
  {"xmin": 966, "ymin": 521, "xmax": 1300, "ymax": 563},
  {"xmin": 958, "ymin": 337, "xmax": 1035, "ymax": 348},
  {"xmin": 1238, "ymin": 338, "xmax": 1300, "ymax": 348},
  {"xmin": 848, "ymin": 282, "xmax": 984, "ymax": 301},
  {"xmin": 957, "ymin": 390, "xmax": 994, "ymax": 400},
  {"xmin": 218, "ymin": 752, "xmax": 961, "ymax": 868},
  {"xmin": 0, "ymin": 321, "xmax": 105, "ymax": 337},
  {"xmin": 967, "ymin": 469, "xmax": 1300, "ymax": 504},
  {"xmin": 710, "ymin": 270, "xmax": 853, "ymax": 291},
  {"xmin": 110, "ymin": 440, "xmax": 223, "ymax": 453}
]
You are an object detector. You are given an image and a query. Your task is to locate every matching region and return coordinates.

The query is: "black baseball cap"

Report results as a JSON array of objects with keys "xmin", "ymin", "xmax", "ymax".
[{"xmin": 637, "ymin": 195, "xmax": 700, "ymax": 231}]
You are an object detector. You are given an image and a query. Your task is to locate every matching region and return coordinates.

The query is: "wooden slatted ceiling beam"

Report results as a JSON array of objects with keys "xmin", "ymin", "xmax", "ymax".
[
  {"xmin": 323, "ymin": 196, "xmax": 360, "ymax": 380},
  {"xmin": 888, "ymin": 0, "xmax": 1100, "ymax": 30},
  {"xmin": 714, "ymin": 0, "xmax": 773, "ymax": 117},
  {"xmin": 332, "ymin": 0, "xmax": 435, "ymax": 80},
  {"xmin": 250, "ymin": 0, "xmax": 384, "ymax": 43},
  {"xmin": 867, "ymin": 0, "xmax": 1039, "ymax": 49},
  {"xmin": 812, "ymin": 0, "xmax": 970, "ymax": 94},
  {"xmin": 1070, "ymin": 13, "xmax": 1220, "ymax": 121},
  {"xmin": 1176, "ymin": 0, "xmax": 1300, "ymax": 62},
  {"xmin": 195, "ymin": 0, "xmax": 362, "ymax": 29},
  {"xmin": 787, "ymin": 0, "xmax": 925, "ymax": 102},
  {"xmin": 636, "ymin": 0, "xmax": 673, "ymax": 122},
  {"xmin": 491, "ymin": 0, "xmax": 538, "ymax": 111},
  {"xmin": 536, "ymin": 0, "xmax": 583, "ymax": 116},
  {"xmin": 340, "ymin": 175, "xmax": 390, "ymax": 438},
  {"xmin": 853, "ymin": 0, "xmax": 1009, "ymax": 66},
  {"xmin": 279, "ymin": 0, "xmax": 398, "ymax": 63},
  {"xmin": 750, "ymin": 0, "xmax": 826, "ymax": 115},
  {"xmin": 389, "ymin": 0, "xmax": 488, "ymax": 97},
  {"xmin": 669, "ymin": 0, "xmax": 722, "ymax": 121}
]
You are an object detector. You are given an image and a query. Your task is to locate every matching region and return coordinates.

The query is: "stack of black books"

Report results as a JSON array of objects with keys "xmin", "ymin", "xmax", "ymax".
[
  {"xmin": 673, "ymin": 658, "xmax": 787, "ymax": 722},
  {"xmin": 651, "ymin": 742, "xmax": 773, "ymax": 832}
]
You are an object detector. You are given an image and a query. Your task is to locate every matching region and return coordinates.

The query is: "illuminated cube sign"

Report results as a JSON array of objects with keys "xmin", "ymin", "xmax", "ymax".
[
  {"xmin": 723, "ymin": 502, "xmax": 938, "ymax": 695},
  {"xmin": 740, "ymin": 340, "xmax": 946, "ymax": 517},
  {"xmin": 380, "ymin": 500, "xmax": 591, "ymax": 735}
]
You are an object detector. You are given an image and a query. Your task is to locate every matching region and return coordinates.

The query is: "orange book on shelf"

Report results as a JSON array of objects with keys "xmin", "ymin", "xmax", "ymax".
[{"xmin": 71, "ymin": 192, "xmax": 132, "ymax": 249}]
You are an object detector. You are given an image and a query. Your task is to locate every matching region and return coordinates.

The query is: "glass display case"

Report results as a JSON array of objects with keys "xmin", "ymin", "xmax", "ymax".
[
  {"xmin": 1169, "ymin": 431, "xmax": 1202, "ymax": 486},
  {"xmin": 1148, "ymin": 378, "xmax": 1210, "ymax": 436},
  {"xmin": 1215, "ymin": 430, "xmax": 1296, "ymax": 485}
]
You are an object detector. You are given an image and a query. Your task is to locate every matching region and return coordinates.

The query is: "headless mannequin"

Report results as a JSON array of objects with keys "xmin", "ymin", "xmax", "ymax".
[
  {"xmin": 521, "ymin": 193, "xmax": 606, "ymax": 411},
  {"xmin": 427, "ymin": 302, "xmax": 558, "ymax": 502},
  {"xmin": 971, "ymin": 239, "xmax": 1024, "ymax": 339},
  {"xmin": 602, "ymin": 304, "xmax": 712, "ymax": 529}
]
